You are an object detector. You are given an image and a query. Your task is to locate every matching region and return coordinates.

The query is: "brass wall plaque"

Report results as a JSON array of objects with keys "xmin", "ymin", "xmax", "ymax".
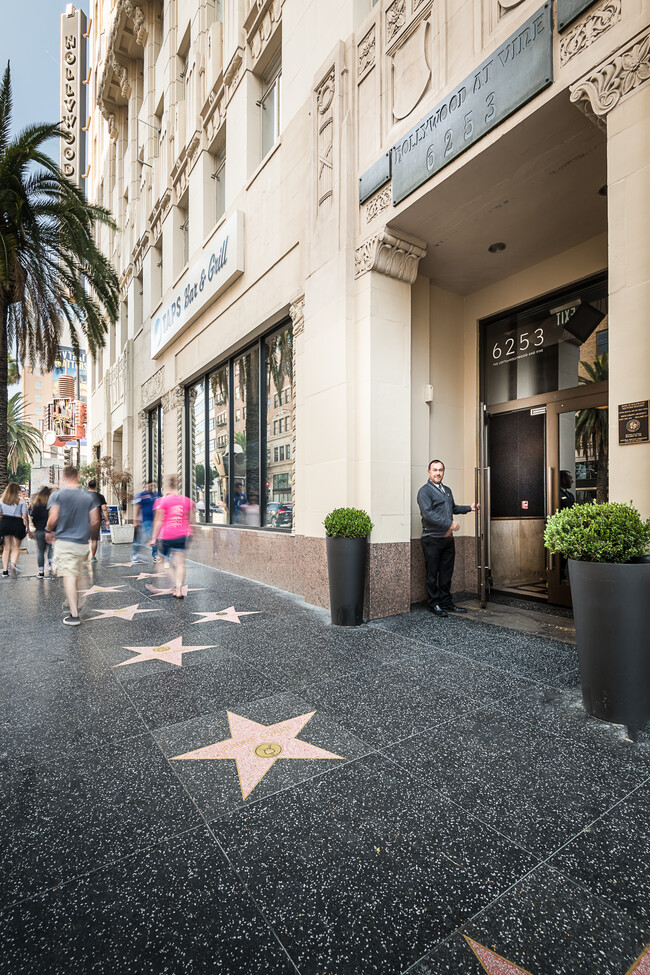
[
  {"xmin": 254, "ymin": 743, "xmax": 283, "ymax": 758},
  {"xmin": 618, "ymin": 401, "xmax": 649, "ymax": 445}
]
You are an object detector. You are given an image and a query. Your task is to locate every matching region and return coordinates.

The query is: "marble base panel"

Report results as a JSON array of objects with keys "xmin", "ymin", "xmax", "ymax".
[
  {"xmin": 186, "ymin": 528, "xmax": 415, "ymax": 620},
  {"xmin": 410, "ymin": 535, "xmax": 478, "ymax": 604}
]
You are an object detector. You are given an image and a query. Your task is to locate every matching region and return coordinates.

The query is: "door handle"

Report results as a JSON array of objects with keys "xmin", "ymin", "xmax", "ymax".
[
  {"xmin": 547, "ymin": 465, "xmax": 555, "ymax": 570},
  {"xmin": 474, "ymin": 466, "xmax": 480, "ymax": 569}
]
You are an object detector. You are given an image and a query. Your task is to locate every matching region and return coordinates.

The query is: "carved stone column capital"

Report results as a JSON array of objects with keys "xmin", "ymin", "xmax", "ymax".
[
  {"xmin": 162, "ymin": 385, "xmax": 185, "ymax": 413},
  {"xmin": 355, "ymin": 229, "xmax": 427, "ymax": 285},
  {"xmin": 570, "ymin": 27, "xmax": 650, "ymax": 127},
  {"xmin": 289, "ymin": 294, "xmax": 305, "ymax": 336}
]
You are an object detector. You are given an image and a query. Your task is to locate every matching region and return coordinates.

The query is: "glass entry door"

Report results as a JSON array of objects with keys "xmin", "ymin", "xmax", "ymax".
[{"xmin": 546, "ymin": 390, "xmax": 609, "ymax": 605}]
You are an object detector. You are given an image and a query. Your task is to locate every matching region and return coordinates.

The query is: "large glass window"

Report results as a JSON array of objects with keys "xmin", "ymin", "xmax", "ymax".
[
  {"xmin": 148, "ymin": 405, "xmax": 162, "ymax": 494},
  {"xmin": 186, "ymin": 320, "xmax": 293, "ymax": 529},
  {"xmin": 482, "ymin": 276, "xmax": 607, "ymax": 406},
  {"xmin": 190, "ymin": 380, "xmax": 206, "ymax": 522}
]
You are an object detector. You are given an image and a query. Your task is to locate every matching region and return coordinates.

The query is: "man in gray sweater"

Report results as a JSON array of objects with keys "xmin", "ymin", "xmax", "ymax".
[{"xmin": 416, "ymin": 459, "xmax": 478, "ymax": 617}]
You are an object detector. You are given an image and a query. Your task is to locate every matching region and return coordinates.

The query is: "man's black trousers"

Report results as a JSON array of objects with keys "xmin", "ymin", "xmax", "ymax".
[{"xmin": 421, "ymin": 534, "xmax": 455, "ymax": 608}]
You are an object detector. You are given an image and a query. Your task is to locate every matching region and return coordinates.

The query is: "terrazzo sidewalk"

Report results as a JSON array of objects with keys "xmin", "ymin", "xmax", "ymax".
[{"xmin": 1, "ymin": 545, "xmax": 649, "ymax": 974}]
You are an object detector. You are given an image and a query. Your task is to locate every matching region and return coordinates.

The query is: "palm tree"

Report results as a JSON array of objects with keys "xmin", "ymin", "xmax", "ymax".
[
  {"xmin": 0, "ymin": 62, "xmax": 119, "ymax": 491},
  {"xmin": 576, "ymin": 353, "xmax": 608, "ymax": 502},
  {"xmin": 6, "ymin": 391, "xmax": 41, "ymax": 474}
]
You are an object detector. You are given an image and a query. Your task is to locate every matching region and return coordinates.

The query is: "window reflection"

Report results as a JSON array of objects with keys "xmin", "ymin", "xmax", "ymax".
[
  {"xmin": 190, "ymin": 381, "xmax": 206, "ymax": 522},
  {"xmin": 232, "ymin": 346, "xmax": 260, "ymax": 526},
  {"xmin": 209, "ymin": 366, "xmax": 228, "ymax": 524},
  {"xmin": 265, "ymin": 324, "xmax": 293, "ymax": 529}
]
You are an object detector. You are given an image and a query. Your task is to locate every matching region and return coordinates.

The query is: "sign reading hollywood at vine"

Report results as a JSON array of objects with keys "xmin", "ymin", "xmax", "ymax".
[
  {"xmin": 391, "ymin": 4, "xmax": 553, "ymax": 204},
  {"xmin": 151, "ymin": 210, "xmax": 245, "ymax": 358}
]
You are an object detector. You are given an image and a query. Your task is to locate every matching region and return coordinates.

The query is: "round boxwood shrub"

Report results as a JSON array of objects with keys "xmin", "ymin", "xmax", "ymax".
[
  {"xmin": 544, "ymin": 501, "xmax": 650, "ymax": 563},
  {"xmin": 323, "ymin": 507, "xmax": 374, "ymax": 539}
]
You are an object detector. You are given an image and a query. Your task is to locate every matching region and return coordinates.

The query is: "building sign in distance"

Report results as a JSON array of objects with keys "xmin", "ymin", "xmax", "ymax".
[
  {"xmin": 391, "ymin": 4, "xmax": 552, "ymax": 204},
  {"xmin": 151, "ymin": 210, "xmax": 245, "ymax": 359},
  {"xmin": 618, "ymin": 401, "xmax": 649, "ymax": 446}
]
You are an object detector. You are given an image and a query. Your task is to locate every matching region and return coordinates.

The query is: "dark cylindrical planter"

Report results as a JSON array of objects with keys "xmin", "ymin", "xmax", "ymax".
[
  {"xmin": 326, "ymin": 536, "xmax": 368, "ymax": 626},
  {"xmin": 569, "ymin": 559, "xmax": 650, "ymax": 729}
]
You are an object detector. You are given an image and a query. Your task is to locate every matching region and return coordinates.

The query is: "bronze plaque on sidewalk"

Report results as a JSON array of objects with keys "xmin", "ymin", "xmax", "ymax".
[{"xmin": 618, "ymin": 401, "xmax": 649, "ymax": 445}]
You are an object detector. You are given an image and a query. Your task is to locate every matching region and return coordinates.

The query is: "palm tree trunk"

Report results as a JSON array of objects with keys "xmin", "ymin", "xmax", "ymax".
[
  {"xmin": 597, "ymin": 448, "xmax": 608, "ymax": 503},
  {"xmin": 0, "ymin": 302, "xmax": 9, "ymax": 493}
]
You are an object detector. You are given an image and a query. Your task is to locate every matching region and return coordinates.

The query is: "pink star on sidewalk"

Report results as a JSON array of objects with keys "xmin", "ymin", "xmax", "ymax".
[
  {"xmin": 145, "ymin": 584, "xmax": 207, "ymax": 597},
  {"xmin": 171, "ymin": 710, "xmax": 343, "ymax": 800},
  {"xmin": 86, "ymin": 604, "xmax": 159, "ymax": 622},
  {"xmin": 190, "ymin": 606, "xmax": 262, "ymax": 625},
  {"xmin": 78, "ymin": 584, "xmax": 127, "ymax": 597},
  {"xmin": 464, "ymin": 938, "xmax": 650, "ymax": 975},
  {"xmin": 114, "ymin": 635, "xmax": 216, "ymax": 668},
  {"xmin": 128, "ymin": 571, "xmax": 167, "ymax": 580},
  {"xmin": 111, "ymin": 562, "xmax": 138, "ymax": 567}
]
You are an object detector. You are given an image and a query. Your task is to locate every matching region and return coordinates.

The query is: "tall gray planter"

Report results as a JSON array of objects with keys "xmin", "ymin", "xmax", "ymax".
[
  {"xmin": 326, "ymin": 536, "xmax": 369, "ymax": 626},
  {"xmin": 569, "ymin": 559, "xmax": 650, "ymax": 730}
]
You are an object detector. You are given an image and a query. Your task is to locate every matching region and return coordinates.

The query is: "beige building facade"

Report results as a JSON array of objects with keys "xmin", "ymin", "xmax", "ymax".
[{"xmin": 86, "ymin": 0, "xmax": 650, "ymax": 616}]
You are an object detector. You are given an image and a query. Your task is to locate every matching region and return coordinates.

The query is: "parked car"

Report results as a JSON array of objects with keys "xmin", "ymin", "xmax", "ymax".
[{"xmin": 266, "ymin": 501, "xmax": 293, "ymax": 528}]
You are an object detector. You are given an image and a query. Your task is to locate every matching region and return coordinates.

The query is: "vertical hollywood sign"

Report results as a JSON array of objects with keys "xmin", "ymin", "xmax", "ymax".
[{"xmin": 59, "ymin": 8, "xmax": 87, "ymax": 189}]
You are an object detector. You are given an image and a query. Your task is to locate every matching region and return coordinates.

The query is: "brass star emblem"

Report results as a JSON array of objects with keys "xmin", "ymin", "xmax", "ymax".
[{"xmin": 190, "ymin": 606, "xmax": 262, "ymax": 625}]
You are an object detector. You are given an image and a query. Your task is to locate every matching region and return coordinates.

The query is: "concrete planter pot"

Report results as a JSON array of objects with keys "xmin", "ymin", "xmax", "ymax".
[
  {"xmin": 326, "ymin": 536, "xmax": 369, "ymax": 626},
  {"xmin": 110, "ymin": 524, "xmax": 134, "ymax": 545},
  {"xmin": 568, "ymin": 558, "xmax": 650, "ymax": 731}
]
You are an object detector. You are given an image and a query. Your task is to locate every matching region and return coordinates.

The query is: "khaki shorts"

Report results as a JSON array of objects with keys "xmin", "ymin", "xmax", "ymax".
[{"xmin": 53, "ymin": 540, "xmax": 88, "ymax": 578}]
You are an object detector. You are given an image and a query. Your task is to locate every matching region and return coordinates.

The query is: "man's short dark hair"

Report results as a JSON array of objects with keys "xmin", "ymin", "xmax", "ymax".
[
  {"xmin": 88, "ymin": 479, "xmax": 97, "ymax": 489},
  {"xmin": 63, "ymin": 466, "xmax": 78, "ymax": 480},
  {"xmin": 428, "ymin": 459, "xmax": 445, "ymax": 470}
]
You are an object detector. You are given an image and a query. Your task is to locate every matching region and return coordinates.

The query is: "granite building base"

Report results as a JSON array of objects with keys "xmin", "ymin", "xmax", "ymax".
[{"xmin": 186, "ymin": 526, "xmax": 478, "ymax": 620}]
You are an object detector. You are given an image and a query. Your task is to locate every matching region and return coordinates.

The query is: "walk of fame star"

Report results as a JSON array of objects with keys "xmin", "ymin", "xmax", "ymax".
[
  {"xmin": 145, "ymin": 584, "xmax": 206, "ymax": 597},
  {"xmin": 86, "ymin": 604, "xmax": 159, "ymax": 622},
  {"xmin": 114, "ymin": 635, "xmax": 216, "ymax": 668},
  {"xmin": 127, "ymin": 571, "xmax": 167, "ymax": 580},
  {"xmin": 112, "ymin": 562, "xmax": 138, "ymax": 567},
  {"xmin": 190, "ymin": 606, "xmax": 262, "ymax": 625},
  {"xmin": 78, "ymin": 584, "xmax": 127, "ymax": 597},
  {"xmin": 171, "ymin": 710, "xmax": 343, "ymax": 800},
  {"xmin": 464, "ymin": 937, "xmax": 650, "ymax": 974}
]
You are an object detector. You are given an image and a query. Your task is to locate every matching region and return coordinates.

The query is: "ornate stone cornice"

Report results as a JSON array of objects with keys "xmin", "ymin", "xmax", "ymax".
[
  {"xmin": 289, "ymin": 294, "xmax": 305, "ymax": 336},
  {"xmin": 224, "ymin": 46, "xmax": 246, "ymax": 103},
  {"xmin": 162, "ymin": 385, "xmax": 184, "ymax": 414},
  {"xmin": 560, "ymin": 0, "xmax": 621, "ymax": 65},
  {"xmin": 96, "ymin": 0, "xmax": 146, "ymax": 129},
  {"xmin": 358, "ymin": 25, "xmax": 376, "ymax": 79},
  {"xmin": 247, "ymin": 0, "xmax": 284, "ymax": 64},
  {"xmin": 150, "ymin": 186, "xmax": 172, "ymax": 242},
  {"xmin": 570, "ymin": 26, "xmax": 650, "ymax": 124},
  {"xmin": 355, "ymin": 229, "xmax": 426, "ymax": 284},
  {"xmin": 365, "ymin": 185, "xmax": 392, "ymax": 224},
  {"xmin": 133, "ymin": 229, "xmax": 149, "ymax": 276},
  {"xmin": 201, "ymin": 78, "xmax": 226, "ymax": 146},
  {"xmin": 119, "ymin": 263, "xmax": 133, "ymax": 300},
  {"xmin": 142, "ymin": 367, "xmax": 165, "ymax": 408}
]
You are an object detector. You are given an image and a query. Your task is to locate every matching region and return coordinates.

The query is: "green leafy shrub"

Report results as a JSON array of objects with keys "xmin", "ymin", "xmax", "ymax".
[
  {"xmin": 323, "ymin": 507, "xmax": 374, "ymax": 539},
  {"xmin": 544, "ymin": 501, "xmax": 650, "ymax": 563}
]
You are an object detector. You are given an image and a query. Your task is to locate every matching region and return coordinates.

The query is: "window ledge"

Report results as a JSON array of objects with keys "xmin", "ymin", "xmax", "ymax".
[{"xmin": 245, "ymin": 136, "xmax": 282, "ymax": 192}]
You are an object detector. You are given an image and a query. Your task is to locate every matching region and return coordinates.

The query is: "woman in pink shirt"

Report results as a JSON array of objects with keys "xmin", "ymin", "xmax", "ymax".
[{"xmin": 150, "ymin": 476, "xmax": 194, "ymax": 597}]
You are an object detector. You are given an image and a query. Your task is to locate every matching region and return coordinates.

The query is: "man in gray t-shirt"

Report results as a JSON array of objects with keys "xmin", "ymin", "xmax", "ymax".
[{"xmin": 46, "ymin": 466, "xmax": 99, "ymax": 626}]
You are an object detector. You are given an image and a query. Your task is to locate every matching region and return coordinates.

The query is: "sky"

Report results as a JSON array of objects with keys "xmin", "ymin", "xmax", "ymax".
[{"xmin": 1, "ymin": 0, "xmax": 89, "ymax": 142}]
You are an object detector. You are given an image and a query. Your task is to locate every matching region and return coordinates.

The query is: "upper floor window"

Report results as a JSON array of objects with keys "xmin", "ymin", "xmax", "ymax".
[
  {"xmin": 214, "ymin": 144, "xmax": 226, "ymax": 223},
  {"xmin": 260, "ymin": 54, "xmax": 282, "ymax": 157}
]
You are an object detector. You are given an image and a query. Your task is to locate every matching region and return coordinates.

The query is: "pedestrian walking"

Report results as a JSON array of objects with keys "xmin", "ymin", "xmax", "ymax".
[
  {"xmin": 45, "ymin": 466, "xmax": 99, "ymax": 625},
  {"xmin": 131, "ymin": 480, "xmax": 161, "ymax": 564},
  {"xmin": 86, "ymin": 479, "xmax": 110, "ymax": 562},
  {"xmin": 0, "ymin": 482, "xmax": 29, "ymax": 577},
  {"xmin": 30, "ymin": 486, "xmax": 54, "ymax": 578},
  {"xmin": 150, "ymin": 475, "xmax": 194, "ymax": 598}
]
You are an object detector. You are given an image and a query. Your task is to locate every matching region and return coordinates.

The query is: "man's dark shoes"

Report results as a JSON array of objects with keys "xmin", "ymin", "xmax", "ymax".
[
  {"xmin": 429, "ymin": 604, "xmax": 448, "ymax": 617},
  {"xmin": 446, "ymin": 604, "xmax": 468, "ymax": 614}
]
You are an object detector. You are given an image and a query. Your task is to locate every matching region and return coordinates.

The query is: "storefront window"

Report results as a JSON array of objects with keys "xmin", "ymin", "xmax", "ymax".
[
  {"xmin": 209, "ymin": 366, "xmax": 228, "ymax": 524},
  {"xmin": 147, "ymin": 405, "xmax": 162, "ymax": 494},
  {"xmin": 190, "ymin": 380, "xmax": 206, "ymax": 522},
  {"xmin": 265, "ymin": 324, "xmax": 293, "ymax": 528},
  {"xmin": 186, "ymin": 320, "xmax": 292, "ymax": 529},
  {"xmin": 482, "ymin": 277, "xmax": 607, "ymax": 406}
]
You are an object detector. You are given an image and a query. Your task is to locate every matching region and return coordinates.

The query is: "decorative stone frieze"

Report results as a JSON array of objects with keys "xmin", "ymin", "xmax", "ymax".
[
  {"xmin": 316, "ymin": 67, "xmax": 336, "ymax": 216},
  {"xmin": 133, "ymin": 230, "xmax": 149, "ymax": 276},
  {"xmin": 224, "ymin": 46, "xmax": 245, "ymax": 103},
  {"xmin": 358, "ymin": 26, "xmax": 376, "ymax": 79},
  {"xmin": 108, "ymin": 348, "xmax": 128, "ymax": 413},
  {"xmin": 289, "ymin": 294, "xmax": 305, "ymax": 336},
  {"xmin": 119, "ymin": 263, "xmax": 133, "ymax": 300},
  {"xmin": 202, "ymin": 80, "xmax": 226, "ymax": 146},
  {"xmin": 97, "ymin": 0, "xmax": 146, "ymax": 138},
  {"xmin": 171, "ymin": 148, "xmax": 189, "ymax": 199},
  {"xmin": 355, "ymin": 229, "xmax": 427, "ymax": 284},
  {"xmin": 247, "ymin": 0, "xmax": 284, "ymax": 64},
  {"xmin": 386, "ymin": 0, "xmax": 407, "ymax": 42},
  {"xmin": 187, "ymin": 130, "xmax": 202, "ymax": 163},
  {"xmin": 162, "ymin": 385, "xmax": 184, "ymax": 414},
  {"xmin": 365, "ymin": 185, "xmax": 393, "ymax": 223},
  {"xmin": 142, "ymin": 367, "xmax": 165, "ymax": 408},
  {"xmin": 150, "ymin": 187, "xmax": 172, "ymax": 243},
  {"xmin": 560, "ymin": 0, "xmax": 622, "ymax": 65},
  {"xmin": 570, "ymin": 26, "xmax": 650, "ymax": 122},
  {"xmin": 139, "ymin": 410, "xmax": 148, "ymax": 483}
]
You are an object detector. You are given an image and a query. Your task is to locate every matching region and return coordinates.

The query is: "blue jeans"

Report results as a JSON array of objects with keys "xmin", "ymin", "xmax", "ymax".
[{"xmin": 131, "ymin": 519, "xmax": 156, "ymax": 560}]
